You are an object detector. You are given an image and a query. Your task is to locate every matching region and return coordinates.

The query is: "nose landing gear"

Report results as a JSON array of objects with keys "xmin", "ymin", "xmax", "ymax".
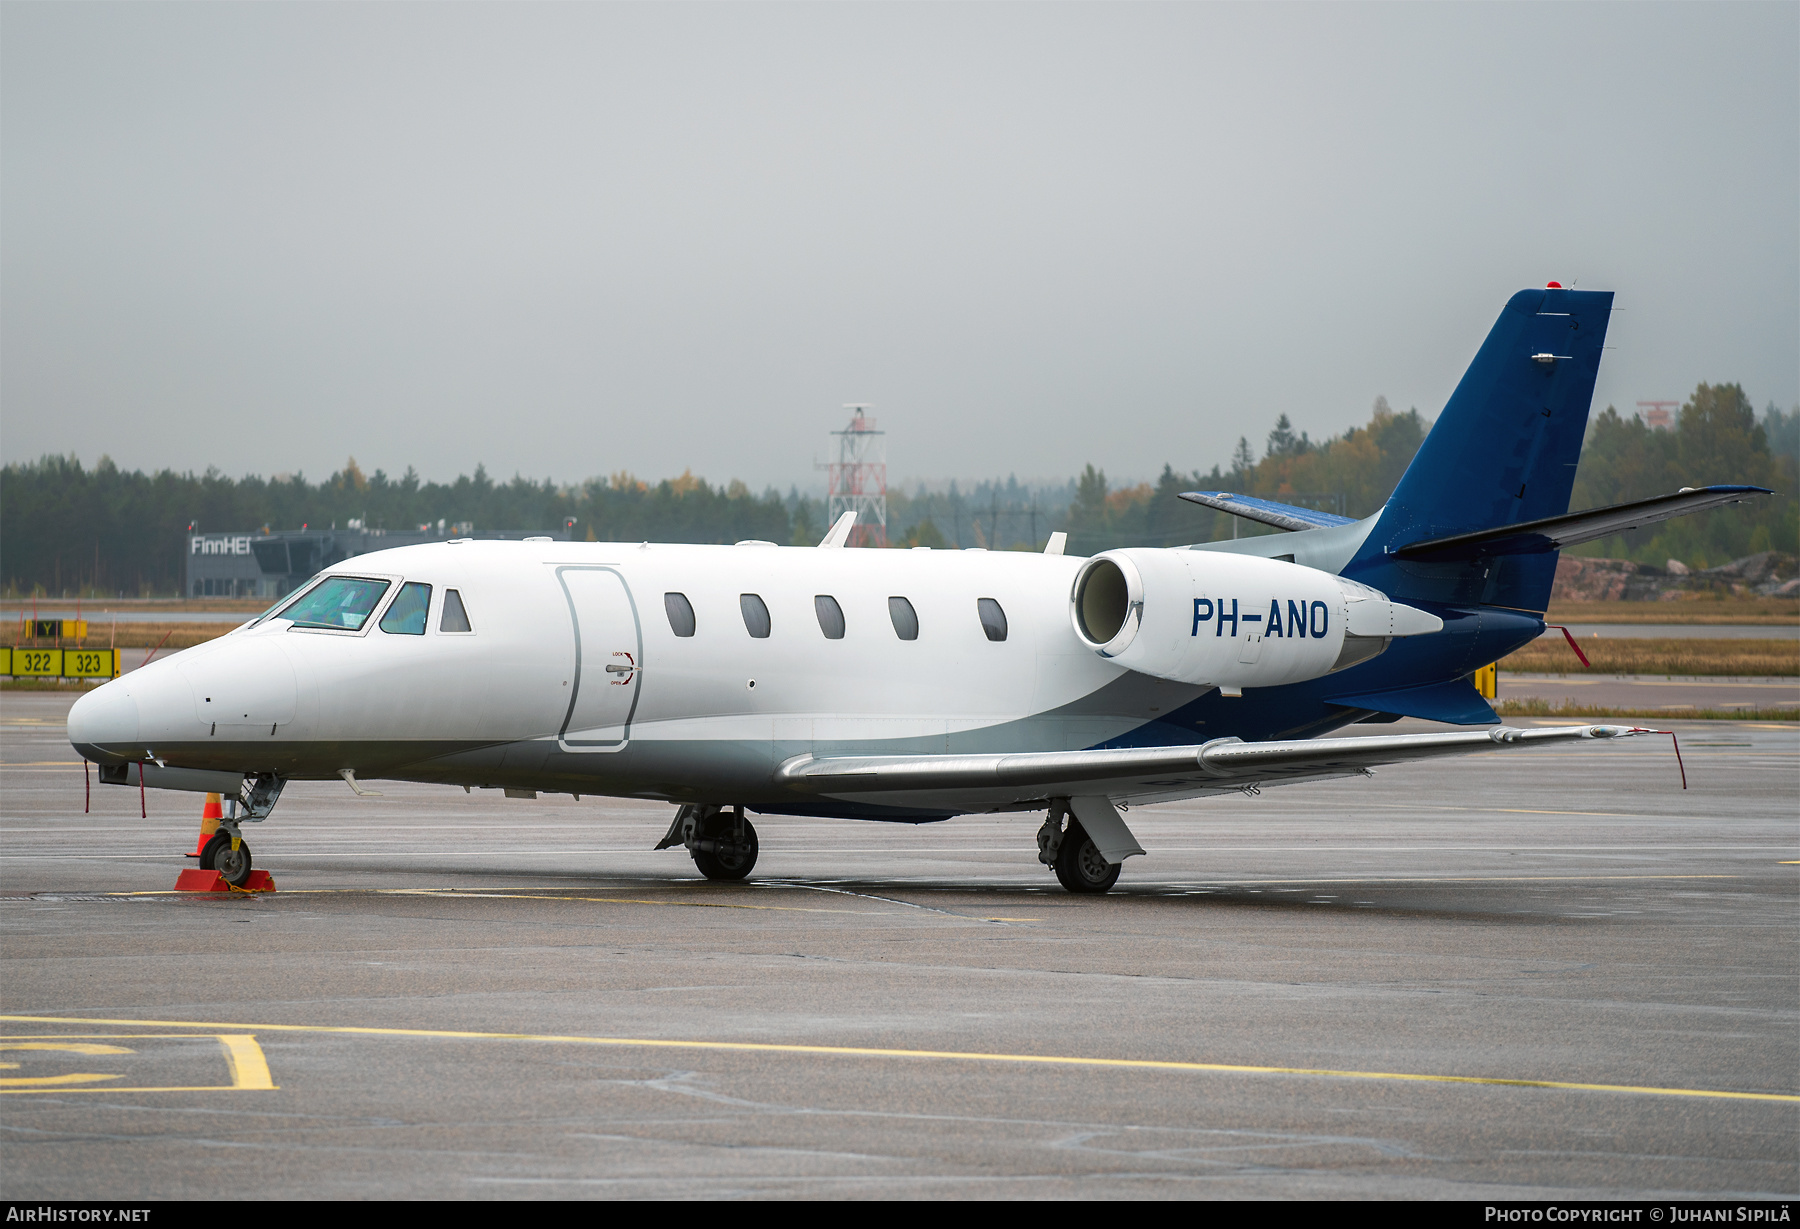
[
  {"xmin": 198, "ymin": 825, "xmax": 254, "ymax": 887},
  {"xmin": 655, "ymin": 804, "xmax": 759, "ymax": 881}
]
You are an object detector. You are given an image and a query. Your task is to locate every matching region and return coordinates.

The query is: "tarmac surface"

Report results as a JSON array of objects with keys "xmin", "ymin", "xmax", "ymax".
[{"xmin": 1, "ymin": 690, "xmax": 1795, "ymax": 1200}]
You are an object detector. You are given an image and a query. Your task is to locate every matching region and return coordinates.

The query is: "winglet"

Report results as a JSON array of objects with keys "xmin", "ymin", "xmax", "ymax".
[
  {"xmin": 1043, "ymin": 532, "xmax": 1067, "ymax": 556},
  {"xmin": 819, "ymin": 510, "xmax": 857, "ymax": 548}
]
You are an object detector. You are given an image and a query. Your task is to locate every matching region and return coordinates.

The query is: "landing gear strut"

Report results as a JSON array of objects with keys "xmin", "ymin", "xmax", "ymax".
[
  {"xmin": 657, "ymin": 804, "xmax": 759, "ymax": 881},
  {"xmin": 1037, "ymin": 800, "xmax": 1121, "ymax": 894}
]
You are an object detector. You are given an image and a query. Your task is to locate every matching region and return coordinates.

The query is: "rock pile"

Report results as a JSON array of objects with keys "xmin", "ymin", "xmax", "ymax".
[{"xmin": 1551, "ymin": 551, "xmax": 1799, "ymax": 601}]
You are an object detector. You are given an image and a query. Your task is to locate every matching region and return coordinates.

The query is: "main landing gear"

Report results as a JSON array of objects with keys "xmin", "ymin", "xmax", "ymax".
[
  {"xmin": 656, "ymin": 804, "xmax": 759, "ymax": 881},
  {"xmin": 1037, "ymin": 799, "xmax": 1122, "ymax": 894}
]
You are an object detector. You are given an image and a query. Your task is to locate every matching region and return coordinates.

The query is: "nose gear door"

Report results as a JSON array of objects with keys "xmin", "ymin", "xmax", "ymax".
[{"xmin": 555, "ymin": 566, "xmax": 643, "ymax": 753}]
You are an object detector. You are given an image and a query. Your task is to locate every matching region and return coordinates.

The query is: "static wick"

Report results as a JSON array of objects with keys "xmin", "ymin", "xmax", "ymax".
[
  {"xmin": 1546, "ymin": 625, "xmax": 1591, "ymax": 668},
  {"xmin": 1635, "ymin": 728, "xmax": 1687, "ymax": 790}
]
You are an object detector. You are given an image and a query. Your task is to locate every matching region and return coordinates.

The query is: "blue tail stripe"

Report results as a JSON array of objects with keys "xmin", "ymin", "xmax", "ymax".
[{"xmin": 1345, "ymin": 287, "xmax": 1614, "ymax": 611}]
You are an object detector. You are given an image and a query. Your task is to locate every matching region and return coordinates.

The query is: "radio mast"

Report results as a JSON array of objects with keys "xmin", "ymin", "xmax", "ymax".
[{"xmin": 826, "ymin": 405, "xmax": 887, "ymax": 547}]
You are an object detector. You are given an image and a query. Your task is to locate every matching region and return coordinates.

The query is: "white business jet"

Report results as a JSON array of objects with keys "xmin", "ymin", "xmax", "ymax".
[{"xmin": 68, "ymin": 286, "xmax": 1766, "ymax": 892}]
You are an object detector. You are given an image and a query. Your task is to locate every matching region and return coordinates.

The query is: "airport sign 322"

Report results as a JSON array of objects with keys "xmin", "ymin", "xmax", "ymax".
[{"xmin": 2, "ymin": 648, "xmax": 119, "ymax": 679}]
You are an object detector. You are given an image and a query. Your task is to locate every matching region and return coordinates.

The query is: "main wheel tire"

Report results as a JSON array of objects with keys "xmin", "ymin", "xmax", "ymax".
[
  {"xmin": 213, "ymin": 839, "xmax": 253, "ymax": 887},
  {"xmin": 691, "ymin": 812, "xmax": 758, "ymax": 881},
  {"xmin": 1053, "ymin": 821, "xmax": 1120, "ymax": 894}
]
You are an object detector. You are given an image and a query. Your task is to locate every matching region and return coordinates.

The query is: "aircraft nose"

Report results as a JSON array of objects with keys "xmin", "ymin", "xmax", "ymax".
[{"xmin": 68, "ymin": 681, "xmax": 141, "ymax": 759}]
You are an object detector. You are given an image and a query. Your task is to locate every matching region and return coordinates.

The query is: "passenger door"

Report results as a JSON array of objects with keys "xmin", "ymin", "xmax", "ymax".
[{"xmin": 556, "ymin": 566, "xmax": 643, "ymax": 752}]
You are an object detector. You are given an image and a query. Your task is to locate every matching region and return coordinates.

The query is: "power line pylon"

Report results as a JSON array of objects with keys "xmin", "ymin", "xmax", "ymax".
[{"xmin": 825, "ymin": 405, "xmax": 886, "ymax": 548}]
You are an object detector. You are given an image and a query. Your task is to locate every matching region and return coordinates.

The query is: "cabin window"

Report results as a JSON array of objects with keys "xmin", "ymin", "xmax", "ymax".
[
  {"xmin": 740, "ymin": 593, "xmax": 771, "ymax": 639},
  {"xmin": 379, "ymin": 582, "xmax": 432, "ymax": 635},
  {"xmin": 888, "ymin": 596, "xmax": 919, "ymax": 641},
  {"xmin": 814, "ymin": 595, "xmax": 845, "ymax": 639},
  {"xmin": 278, "ymin": 576, "xmax": 391, "ymax": 631},
  {"xmin": 439, "ymin": 589, "xmax": 473, "ymax": 633},
  {"xmin": 977, "ymin": 597, "xmax": 1008, "ymax": 642},
  {"xmin": 664, "ymin": 592, "xmax": 696, "ymax": 637}
]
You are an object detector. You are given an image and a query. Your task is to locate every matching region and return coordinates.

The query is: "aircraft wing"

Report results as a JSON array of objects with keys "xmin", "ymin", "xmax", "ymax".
[{"xmin": 775, "ymin": 724, "xmax": 1648, "ymax": 808}]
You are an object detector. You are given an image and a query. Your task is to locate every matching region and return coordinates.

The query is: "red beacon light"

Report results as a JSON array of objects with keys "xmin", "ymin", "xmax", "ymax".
[{"xmin": 1546, "ymin": 281, "xmax": 1564, "ymax": 288}]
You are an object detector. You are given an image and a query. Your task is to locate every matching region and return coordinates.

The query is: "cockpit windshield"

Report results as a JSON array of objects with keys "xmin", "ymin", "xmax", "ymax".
[{"xmin": 276, "ymin": 576, "xmax": 392, "ymax": 631}]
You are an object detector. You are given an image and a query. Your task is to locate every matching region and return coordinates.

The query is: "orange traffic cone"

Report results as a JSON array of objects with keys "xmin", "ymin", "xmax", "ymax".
[{"xmin": 187, "ymin": 792, "xmax": 223, "ymax": 858}]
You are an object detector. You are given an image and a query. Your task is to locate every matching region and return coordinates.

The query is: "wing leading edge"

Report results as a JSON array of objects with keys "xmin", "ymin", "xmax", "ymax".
[{"xmin": 775, "ymin": 724, "xmax": 1649, "ymax": 810}]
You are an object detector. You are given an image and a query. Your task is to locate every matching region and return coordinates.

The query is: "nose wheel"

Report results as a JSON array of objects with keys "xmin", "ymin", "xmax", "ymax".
[{"xmin": 199, "ymin": 831, "xmax": 254, "ymax": 887}]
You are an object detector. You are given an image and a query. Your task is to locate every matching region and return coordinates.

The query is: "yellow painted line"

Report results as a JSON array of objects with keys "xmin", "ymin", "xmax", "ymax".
[
  {"xmin": 1, "ymin": 1015, "xmax": 1790, "ymax": 1105},
  {"xmin": 218, "ymin": 1034, "xmax": 277, "ymax": 1090},
  {"xmin": 0, "ymin": 1032, "xmax": 277, "ymax": 1094}
]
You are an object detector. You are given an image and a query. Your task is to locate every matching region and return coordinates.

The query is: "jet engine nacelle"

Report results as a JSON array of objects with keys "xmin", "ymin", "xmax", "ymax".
[{"xmin": 1069, "ymin": 548, "xmax": 1443, "ymax": 690}]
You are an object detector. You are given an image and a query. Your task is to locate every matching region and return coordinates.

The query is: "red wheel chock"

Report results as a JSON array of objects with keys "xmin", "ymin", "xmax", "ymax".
[{"xmin": 174, "ymin": 869, "xmax": 276, "ymax": 893}]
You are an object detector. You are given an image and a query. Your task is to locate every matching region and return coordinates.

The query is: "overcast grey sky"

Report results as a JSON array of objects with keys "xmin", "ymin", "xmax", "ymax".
[{"xmin": 3, "ymin": 3, "xmax": 1794, "ymax": 491}]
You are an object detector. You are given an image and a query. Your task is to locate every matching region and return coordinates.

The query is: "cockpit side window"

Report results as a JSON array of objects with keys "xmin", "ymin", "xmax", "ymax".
[
  {"xmin": 440, "ymin": 589, "xmax": 474, "ymax": 633},
  {"xmin": 278, "ymin": 577, "xmax": 391, "ymax": 631},
  {"xmin": 379, "ymin": 582, "xmax": 432, "ymax": 635}
]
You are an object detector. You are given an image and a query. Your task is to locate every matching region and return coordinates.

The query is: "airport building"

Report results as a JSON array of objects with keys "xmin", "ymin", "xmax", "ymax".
[{"xmin": 185, "ymin": 525, "xmax": 570, "ymax": 599}]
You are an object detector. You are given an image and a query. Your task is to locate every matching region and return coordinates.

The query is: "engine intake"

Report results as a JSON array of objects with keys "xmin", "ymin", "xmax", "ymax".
[{"xmin": 1069, "ymin": 548, "xmax": 1442, "ymax": 690}]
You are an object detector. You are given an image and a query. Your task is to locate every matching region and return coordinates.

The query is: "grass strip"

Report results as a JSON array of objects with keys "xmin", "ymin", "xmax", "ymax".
[
  {"xmin": 1501, "ymin": 637, "xmax": 1797, "ymax": 676},
  {"xmin": 3, "ymin": 622, "xmax": 233, "ymax": 651},
  {"xmin": 1544, "ymin": 598, "xmax": 1798, "ymax": 625}
]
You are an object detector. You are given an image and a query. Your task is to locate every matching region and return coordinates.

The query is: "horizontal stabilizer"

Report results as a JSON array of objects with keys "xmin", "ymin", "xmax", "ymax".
[
  {"xmin": 774, "ymin": 723, "xmax": 1640, "ymax": 805},
  {"xmin": 1178, "ymin": 491, "xmax": 1355, "ymax": 532},
  {"xmin": 1393, "ymin": 486, "xmax": 1772, "ymax": 561},
  {"xmin": 1324, "ymin": 677, "xmax": 1498, "ymax": 726}
]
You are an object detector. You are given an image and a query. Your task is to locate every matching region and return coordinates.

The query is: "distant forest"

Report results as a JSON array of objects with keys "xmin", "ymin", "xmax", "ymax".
[{"xmin": 2, "ymin": 383, "xmax": 1793, "ymax": 596}]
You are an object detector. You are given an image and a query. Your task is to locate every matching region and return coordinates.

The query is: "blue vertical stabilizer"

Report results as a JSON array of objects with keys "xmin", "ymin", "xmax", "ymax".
[{"xmin": 1344, "ymin": 287, "xmax": 1613, "ymax": 611}]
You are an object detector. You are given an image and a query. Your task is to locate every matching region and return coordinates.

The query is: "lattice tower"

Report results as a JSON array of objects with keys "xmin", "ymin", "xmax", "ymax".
[{"xmin": 826, "ymin": 405, "xmax": 887, "ymax": 547}]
